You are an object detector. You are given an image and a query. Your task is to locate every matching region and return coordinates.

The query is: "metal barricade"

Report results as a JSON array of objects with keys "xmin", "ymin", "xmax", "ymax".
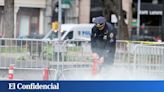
[
  {"xmin": 114, "ymin": 40, "xmax": 164, "ymax": 79},
  {"xmin": 51, "ymin": 62, "xmax": 92, "ymax": 80},
  {"xmin": 62, "ymin": 40, "xmax": 92, "ymax": 62},
  {"xmin": 0, "ymin": 38, "xmax": 93, "ymax": 80},
  {"xmin": 2, "ymin": 38, "xmax": 164, "ymax": 80},
  {"xmin": 51, "ymin": 40, "xmax": 93, "ymax": 80},
  {"xmin": 0, "ymin": 38, "xmax": 50, "ymax": 69},
  {"xmin": 133, "ymin": 45, "xmax": 164, "ymax": 79},
  {"xmin": 114, "ymin": 40, "xmax": 131, "ymax": 67},
  {"xmin": 0, "ymin": 38, "xmax": 92, "ymax": 67}
]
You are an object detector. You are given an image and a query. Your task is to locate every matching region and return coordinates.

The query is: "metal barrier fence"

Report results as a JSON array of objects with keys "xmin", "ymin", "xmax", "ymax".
[
  {"xmin": 133, "ymin": 45, "xmax": 164, "ymax": 79},
  {"xmin": 115, "ymin": 40, "xmax": 164, "ymax": 79},
  {"xmin": 0, "ymin": 38, "xmax": 49, "ymax": 69},
  {"xmin": 0, "ymin": 38, "xmax": 93, "ymax": 80},
  {"xmin": 0, "ymin": 38, "xmax": 93, "ymax": 68},
  {"xmin": 52, "ymin": 40, "xmax": 93, "ymax": 80},
  {"xmin": 1, "ymin": 38, "xmax": 164, "ymax": 79}
]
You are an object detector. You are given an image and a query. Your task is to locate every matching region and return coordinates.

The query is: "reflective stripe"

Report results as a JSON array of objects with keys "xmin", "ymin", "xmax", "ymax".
[{"xmin": 9, "ymin": 70, "xmax": 14, "ymax": 74}]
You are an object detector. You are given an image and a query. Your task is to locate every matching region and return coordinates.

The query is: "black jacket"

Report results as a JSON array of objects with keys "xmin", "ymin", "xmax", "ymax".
[{"xmin": 91, "ymin": 22, "xmax": 116, "ymax": 55}]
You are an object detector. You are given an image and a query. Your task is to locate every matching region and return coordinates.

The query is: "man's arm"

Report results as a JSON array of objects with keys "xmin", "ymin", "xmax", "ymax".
[
  {"xmin": 106, "ymin": 23, "xmax": 117, "ymax": 51},
  {"xmin": 91, "ymin": 27, "xmax": 97, "ymax": 53}
]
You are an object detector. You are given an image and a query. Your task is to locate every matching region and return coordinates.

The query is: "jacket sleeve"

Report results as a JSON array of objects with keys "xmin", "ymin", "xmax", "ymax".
[
  {"xmin": 105, "ymin": 24, "xmax": 117, "ymax": 51},
  {"xmin": 91, "ymin": 27, "xmax": 97, "ymax": 53}
]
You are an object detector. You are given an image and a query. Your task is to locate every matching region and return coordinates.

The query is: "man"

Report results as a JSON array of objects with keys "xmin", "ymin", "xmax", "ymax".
[{"xmin": 91, "ymin": 16, "xmax": 116, "ymax": 68}]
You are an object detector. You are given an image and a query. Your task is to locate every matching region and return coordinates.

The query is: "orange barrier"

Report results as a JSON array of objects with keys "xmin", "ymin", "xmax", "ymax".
[
  {"xmin": 43, "ymin": 67, "xmax": 49, "ymax": 80},
  {"xmin": 8, "ymin": 65, "xmax": 14, "ymax": 80}
]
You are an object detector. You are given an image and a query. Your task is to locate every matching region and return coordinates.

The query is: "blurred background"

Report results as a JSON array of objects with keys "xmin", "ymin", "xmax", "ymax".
[{"xmin": 0, "ymin": 0, "xmax": 164, "ymax": 41}]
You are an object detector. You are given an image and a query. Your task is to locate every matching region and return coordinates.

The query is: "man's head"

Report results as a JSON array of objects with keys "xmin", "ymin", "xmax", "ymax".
[{"xmin": 94, "ymin": 16, "xmax": 106, "ymax": 31}]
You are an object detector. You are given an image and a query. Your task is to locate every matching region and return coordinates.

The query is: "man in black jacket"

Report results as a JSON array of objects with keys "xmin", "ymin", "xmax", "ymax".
[{"xmin": 91, "ymin": 16, "xmax": 116, "ymax": 67}]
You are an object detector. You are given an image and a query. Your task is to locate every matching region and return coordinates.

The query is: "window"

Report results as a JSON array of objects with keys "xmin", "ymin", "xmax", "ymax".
[
  {"xmin": 133, "ymin": 0, "xmax": 162, "ymax": 4},
  {"xmin": 49, "ymin": 31, "xmax": 58, "ymax": 40},
  {"xmin": 65, "ymin": 31, "xmax": 73, "ymax": 40},
  {"xmin": 30, "ymin": 16, "xmax": 38, "ymax": 34},
  {"xmin": 48, "ymin": 31, "xmax": 66, "ymax": 40},
  {"xmin": 17, "ymin": 8, "xmax": 39, "ymax": 37},
  {"xmin": 134, "ymin": 0, "xmax": 153, "ymax": 3}
]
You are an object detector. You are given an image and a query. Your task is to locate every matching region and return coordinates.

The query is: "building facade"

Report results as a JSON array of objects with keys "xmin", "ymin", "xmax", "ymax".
[
  {"xmin": 0, "ymin": 0, "xmax": 54, "ymax": 38},
  {"xmin": 90, "ymin": 0, "xmax": 133, "ymax": 33},
  {"xmin": 52, "ymin": 0, "xmax": 90, "ymax": 24},
  {"xmin": 133, "ymin": 0, "xmax": 162, "ymax": 37},
  {"xmin": 0, "ymin": 0, "xmax": 91, "ymax": 38}
]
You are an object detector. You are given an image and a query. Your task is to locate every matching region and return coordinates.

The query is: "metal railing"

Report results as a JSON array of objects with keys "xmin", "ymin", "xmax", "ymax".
[
  {"xmin": 0, "ymin": 38, "xmax": 93, "ymax": 69},
  {"xmin": 1, "ymin": 38, "xmax": 164, "ymax": 80},
  {"xmin": 133, "ymin": 45, "xmax": 164, "ymax": 79},
  {"xmin": 115, "ymin": 40, "xmax": 164, "ymax": 79}
]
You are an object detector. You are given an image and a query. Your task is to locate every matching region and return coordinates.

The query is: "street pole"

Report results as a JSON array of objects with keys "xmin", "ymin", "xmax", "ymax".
[
  {"xmin": 58, "ymin": 0, "xmax": 62, "ymax": 40},
  {"xmin": 162, "ymin": 0, "xmax": 164, "ymax": 41},
  {"xmin": 137, "ymin": 0, "xmax": 141, "ymax": 36},
  {"xmin": 55, "ymin": 0, "xmax": 62, "ymax": 80},
  {"xmin": 117, "ymin": 0, "xmax": 121, "ymax": 40}
]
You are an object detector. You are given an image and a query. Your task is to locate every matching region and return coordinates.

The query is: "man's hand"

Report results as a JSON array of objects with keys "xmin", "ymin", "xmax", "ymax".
[
  {"xmin": 92, "ymin": 53, "xmax": 99, "ymax": 60},
  {"xmin": 99, "ymin": 57, "xmax": 104, "ymax": 64},
  {"xmin": 92, "ymin": 53, "xmax": 104, "ymax": 64}
]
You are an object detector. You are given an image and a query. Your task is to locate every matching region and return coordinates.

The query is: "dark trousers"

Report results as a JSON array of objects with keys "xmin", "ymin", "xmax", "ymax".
[
  {"xmin": 96, "ymin": 48, "xmax": 116, "ymax": 71},
  {"xmin": 95, "ymin": 47, "xmax": 115, "ymax": 66},
  {"xmin": 103, "ymin": 50, "xmax": 115, "ymax": 66}
]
